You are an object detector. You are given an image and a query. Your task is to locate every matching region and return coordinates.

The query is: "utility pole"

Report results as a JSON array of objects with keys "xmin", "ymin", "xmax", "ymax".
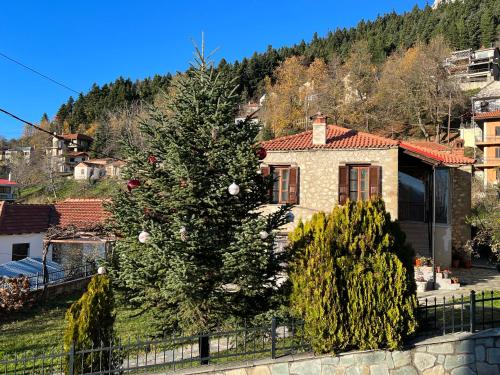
[{"xmin": 447, "ymin": 91, "xmax": 452, "ymax": 145}]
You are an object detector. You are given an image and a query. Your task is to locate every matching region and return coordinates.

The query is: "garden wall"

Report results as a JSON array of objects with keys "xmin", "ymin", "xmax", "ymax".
[{"xmin": 186, "ymin": 328, "xmax": 500, "ymax": 375}]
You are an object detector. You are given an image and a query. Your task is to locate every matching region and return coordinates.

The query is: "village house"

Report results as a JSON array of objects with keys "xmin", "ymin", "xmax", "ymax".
[
  {"xmin": 46, "ymin": 133, "xmax": 93, "ymax": 174},
  {"xmin": 261, "ymin": 114, "xmax": 475, "ymax": 268},
  {"xmin": 0, "ymin": 176, "xmax": 17, "ymax": 201},
  {"xmin": 0, "ymin": 199, "xmax": 111, "ymax": 266},
  {"xmin": 74, "ymin": 158, "xmax": 125, "ymax": 180},
  {"xmin": 474, "ymin": 110, "xmax": 500, "ymax": 186},
  {"xmin": 0, "ymin": 146, "xmax": 33, "ymax": 163}
]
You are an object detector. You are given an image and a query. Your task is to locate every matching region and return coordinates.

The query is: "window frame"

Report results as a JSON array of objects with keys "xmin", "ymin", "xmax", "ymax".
[
  {"xmin": 495, "ymin": 148, "xmax": 500, "ymax": 159},
  {"xmin": 12, "ymin": 243, "xmax": 30, "ymax": 261},
  {"xmin": 496, "ymin": 126, "xmax": 500, "ymax": 137},
  {"xmin": 348, "ymin": 165, "xmax": 370, "ymax": 202},
  {"xmin": 271, "ymin": 166, "xmax": 291, "ymax": 204}
]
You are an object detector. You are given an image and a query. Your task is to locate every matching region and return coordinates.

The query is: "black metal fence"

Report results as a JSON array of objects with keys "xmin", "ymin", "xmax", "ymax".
[
  {"xmin": 0, "ymin": 318, "xmax": 307, "ymax": 375},
  {"xmin": 416, "ymin": 290, "xmax": 500, "ymax": 336},
  {"xmin": 25, "ymin": 262, "xmax": 97, "ymax": 290}
]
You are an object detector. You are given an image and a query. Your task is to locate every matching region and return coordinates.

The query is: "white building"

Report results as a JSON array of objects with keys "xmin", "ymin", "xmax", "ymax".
[{"xmin": 74, "ymin": 159, "xmax": 125, "ymax": 180}]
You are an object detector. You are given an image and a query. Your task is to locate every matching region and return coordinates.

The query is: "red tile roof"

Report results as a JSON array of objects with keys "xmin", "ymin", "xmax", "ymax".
[
  {"xmin": 0, "ymin": 202, "xmax": 53, "ymax": 235},
  {"xmin": 61, "ymin": 133, "xmax": 93, "ymax": 142},
  {"xmin": 262, "ymin": 125, "xmax": 399, "ymax": 151},
  {"xmin": 474, "ymin": 110, "xmax": 500, "ymax": 120},
  {"xmin": 0, "ymin": 179, "xmax": 17, "ymax": 186},
  {"xmin": 53, "ymin": 199, "xmax": 110, "ymax": 229},
  {"xmin": 262, "ymin": 125, "xmax": 474, "ymax": 165},
  {"xmin": 0, "ymin": 199, "xmax": 110, "ymax": 235},
  {"xmin": 400, "ymin": 141, "xmax": 475, "ymax": 165}
]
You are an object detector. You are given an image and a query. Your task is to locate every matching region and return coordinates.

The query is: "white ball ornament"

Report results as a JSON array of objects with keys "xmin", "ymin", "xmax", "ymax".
[
  {"xmin": 259, "ymin": 231, "xmax": 269, "ymax": 240},
  {"xmin": 228, "ymin": 182, "xmax": 240, "ymax": 196},
  {"xmin": 97, "ymin": 266, "xmax": 107, "ymax": 275},
  {"xmin": 138, "ymin": 230, "xmax": 151, "ymax": 243}
]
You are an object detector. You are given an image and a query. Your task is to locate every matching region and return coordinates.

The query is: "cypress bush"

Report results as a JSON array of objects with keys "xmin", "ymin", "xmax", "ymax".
[
  {"xmin": 63, "ymin": 275, "xmax": 116, "ymax": 374},
  {"xmin": 290, "ymin": 199, "xmax": 417, "ymax": 353}
]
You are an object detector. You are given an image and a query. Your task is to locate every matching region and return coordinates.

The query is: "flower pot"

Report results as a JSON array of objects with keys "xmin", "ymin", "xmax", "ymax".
[
  {"xmin": 435, "ymin": 266, "xmax": 441, "ymax": 273},
  {"xmin": 452, "ymin": 259, "xmax": 460, "ymax": 268},
  {"xmin": 415, "ymin": 258, "xmax": 422, "ymax": 267}
]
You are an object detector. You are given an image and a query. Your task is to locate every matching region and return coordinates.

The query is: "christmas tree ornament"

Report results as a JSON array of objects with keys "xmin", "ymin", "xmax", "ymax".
[
  {"xmin": 179, "ymin": 178, "xmax": 188, "ymax": 188},
  {"xmin": 179, "ymin": 226, "xmax": 188, "ymax": 241},
  {"xmin": 257, "ymin": 147, "xmax": 267, "ymax": 160},
  {"xmin": 138, "ymin": 230, "xmax": 151, "ymax": 243},
  {"xmin": 286, "ymin": 212, "xmax": 295, "ymax": 223},
  {"xmin": 148, "ymin": 155, "xmax": 158, "ymax": 165},
  {"xmin": 97, "ymin": 266, "xmax": 107, "ymax": 275},
  {"xmin": 259, "ymin": 230, "xmax": 269, "ymax": 240},
  {"xmin": 228, "ymin": 182, "xmax": 240, "ymax": 196},
  {"xmin": 127, "ymin": 179, "xmax": 141, "ymax": 192}
]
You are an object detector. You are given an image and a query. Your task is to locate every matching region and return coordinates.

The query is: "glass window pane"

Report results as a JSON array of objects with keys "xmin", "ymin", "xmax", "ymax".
[
  {"xmin": 361, "ymin": 191, "xmax": 369, "ymax": 201},
  {"xmin": 272, "ymin": 170, "xmax": 280, "ymax": 203},
  {"xmin": 360, "ymin": 168, "xmax": 368, "ymax": 193},
  {"xmin": 435, "ymin": 169, "xmax": 449, "ymax": 224},
  {"xmin": 350, "ymin": 191, "xmax": 358, "ymax": 201},
  {"xmin": 398, "ymin": 171, "xmax": 426, "ymax": 221}
]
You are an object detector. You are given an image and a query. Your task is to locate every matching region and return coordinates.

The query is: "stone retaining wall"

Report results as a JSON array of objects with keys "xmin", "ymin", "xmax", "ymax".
[{"xmin": 183, "ymin": 329, "xmax": 500, "ymax": 375}]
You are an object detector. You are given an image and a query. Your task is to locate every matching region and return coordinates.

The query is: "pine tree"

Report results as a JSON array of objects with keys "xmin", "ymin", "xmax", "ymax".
[
  {"xmin": 108, "ymin": 47, "xmax": 290, "ymax": 335},
  {"xmin": 480, "ymin": 7, "xmax": 496, "ymax": 47}
]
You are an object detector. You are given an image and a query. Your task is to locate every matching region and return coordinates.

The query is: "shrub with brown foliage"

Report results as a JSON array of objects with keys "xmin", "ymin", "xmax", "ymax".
[{"xmin": 0, "ymin": 276, "xmax": 33, "ymax": 315}]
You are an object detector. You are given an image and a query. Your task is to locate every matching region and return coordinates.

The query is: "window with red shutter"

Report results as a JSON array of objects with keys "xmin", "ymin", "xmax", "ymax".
[{"xmin": 340, "ymin": 165, "xmax": 382, "ymax": 204}]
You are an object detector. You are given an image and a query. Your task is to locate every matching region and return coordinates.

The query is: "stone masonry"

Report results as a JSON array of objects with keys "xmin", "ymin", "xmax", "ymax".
[
  {"xmin": 261, "ymin": 147, "xmax": 399, "ymax": 232},
  {"xmin": 178, "ymin": 328, "xmax": 500, "ymax": 375}
]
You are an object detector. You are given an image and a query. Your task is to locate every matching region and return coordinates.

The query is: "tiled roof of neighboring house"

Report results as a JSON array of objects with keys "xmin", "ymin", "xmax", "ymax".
[
  {"xmin": 53, "ymin": 199, "xmax": 110, "ymax": 229},
  {"xmin": 400, "ymin": 141, "xmax": 475, "ymax": 165},
  {"xmin": 474, "ymin": 110, "xmax": 500, "ymax": 120},
  {"xmin": 262, "ymin": 125, "xmax": 474, "ymax": 165},
  {"xmin": 262, "ymin": 125, "xmax": 399, "ymax": 151},
  {"xmin": 61, "ymin": 133, "xmax": 93, "ymax": 142},
  {"xmin": 0, "ymin": 202, "xmax": 53, "ymax": 235},
  {"xmin": 0, "ymin": 179, "xmax": 17, "ymax": 185},
  {"xmin": 64, "ymin": 151, "xmax": 88, "ymax": 157}
]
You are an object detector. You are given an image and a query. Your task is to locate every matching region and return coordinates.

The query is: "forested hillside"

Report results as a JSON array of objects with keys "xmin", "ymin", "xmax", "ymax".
[{"xmin": 18, "ymin": 0, "xmax": 499, "ymax": 153}]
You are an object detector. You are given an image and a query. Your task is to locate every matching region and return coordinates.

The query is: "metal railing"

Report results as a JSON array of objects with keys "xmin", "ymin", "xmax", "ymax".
[
  {"xmin": 25, "ymin": 262, "xmax": 97, "ymax": 290},
  {"xmin": 0, "ymin": 318, "xmax": 307, "ymax": 374},
  {"xmin": 416, "ymin": 290, "xmax": 500, "ymax": 336}
]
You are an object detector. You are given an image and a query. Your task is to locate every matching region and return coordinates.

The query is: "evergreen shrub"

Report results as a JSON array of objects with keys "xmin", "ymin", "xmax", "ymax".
[
  {"xmin": 289, "ymin": 199, "xmax": 417, "ymax": 353},
  {"xmin": 63, "ymin": 275, "xmax": 116, "ymax": 374}
]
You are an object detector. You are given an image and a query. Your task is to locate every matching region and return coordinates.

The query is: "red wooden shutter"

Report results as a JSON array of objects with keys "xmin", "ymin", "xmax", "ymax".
[
  {"xmin": 338, "ymin": 166, "xmax": 348, "ymax": 205},
  {"xmin": 261, "ymin": 166, "xmax": 272, "ymax": 202},
  {"xmin": 369, "ymin": 166, "xmax": 382, "ymax": 198},
  {"xmin": 288, "ymin": 166, "xmax": 298, "ymax": 204}
]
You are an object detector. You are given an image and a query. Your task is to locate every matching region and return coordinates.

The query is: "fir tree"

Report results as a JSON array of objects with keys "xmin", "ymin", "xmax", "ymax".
[{"xmin": 108, "ymin": 47, "xmax": 290, "ymax": 335}]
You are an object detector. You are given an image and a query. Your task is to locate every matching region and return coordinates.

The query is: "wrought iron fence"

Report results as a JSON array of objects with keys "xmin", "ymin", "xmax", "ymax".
[
  {"xmin": 25, "ymin": 262, "xmax": 97, "ymax": 290},
  {"xmin": 416, "ymin": 290, "xmax": 500, "ymax": 336},
  {"xmin": 0, "ymin": 318, "xmax": 307, "ymax": 375}
]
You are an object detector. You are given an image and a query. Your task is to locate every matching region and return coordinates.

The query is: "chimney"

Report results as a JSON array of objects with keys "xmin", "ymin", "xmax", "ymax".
[{"xmin": 312, "ymin": 112, "xmax": 327, "ymax": 145}]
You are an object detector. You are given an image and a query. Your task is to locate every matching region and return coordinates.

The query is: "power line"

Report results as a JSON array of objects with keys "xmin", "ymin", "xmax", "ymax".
[
  {"xmin": 0, "ymin": 51, "xmax": 80, "ymax": 95},
  {"xmin": 0, "ymin": 108, "xmax": 125, "ymax": 162}
]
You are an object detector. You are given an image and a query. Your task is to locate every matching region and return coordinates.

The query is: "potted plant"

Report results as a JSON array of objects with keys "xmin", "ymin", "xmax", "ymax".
[
  {"xmin": 442, "ymin": 269, "xmax": 450, "ymax": 279},
  {"xmin": 435, "ymin": 265, "xmax": 441, "ymax": 273}
]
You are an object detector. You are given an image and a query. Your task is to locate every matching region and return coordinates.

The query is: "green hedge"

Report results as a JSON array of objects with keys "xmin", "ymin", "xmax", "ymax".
[{"xmin": 289, "ymin": 199, "xmax": 417, "ymax": 353}]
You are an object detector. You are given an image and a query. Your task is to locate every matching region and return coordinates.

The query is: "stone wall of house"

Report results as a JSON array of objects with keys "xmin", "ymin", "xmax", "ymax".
[
  {"xmin": 261, "ymin": 147, "xmax": 399, "ymax": 232},
  {"xmin": 451, "ymin": 166, "xmax": 472, "ymax": 254},
  {"xmin": 187, "ymin": 329, "xmax": 500, "ymax": 375}
]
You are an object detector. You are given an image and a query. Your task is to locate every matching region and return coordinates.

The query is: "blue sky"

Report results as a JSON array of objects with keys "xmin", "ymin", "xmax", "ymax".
[{"xmin": 0, "ymin": 0, "xmax": 428, "ymax": 139}]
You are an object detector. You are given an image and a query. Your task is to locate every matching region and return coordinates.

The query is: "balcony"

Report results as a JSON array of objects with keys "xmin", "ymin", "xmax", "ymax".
[
  {"xmin": 475, "ymin": 136, "xmax": 500, "ymax": 147},
  {"xmin": 475, "ymin": 159, "xmax": 500, "ymax": 169}
]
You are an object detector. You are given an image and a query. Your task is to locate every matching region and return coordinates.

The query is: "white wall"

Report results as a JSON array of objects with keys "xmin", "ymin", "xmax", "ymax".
[
  {"xmin": 0, "ymin": 232, "xmax": 51, "ymax": 265},
  {"xmin": 74, "ymin": 165, "xmax": 92, "ymax": 180}
]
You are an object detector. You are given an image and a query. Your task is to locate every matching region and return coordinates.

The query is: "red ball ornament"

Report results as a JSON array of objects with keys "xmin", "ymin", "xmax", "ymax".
[
  {"xmin": 148, "ymin": 155, "xmax": 158, "ymax": 165},
  {"xmin": 127, "ymin": 179, "xmax": 141, "ymax": 192},
  {"xmin": 257, "ymin": 147, "xmax": 267, "ymax": 160}
]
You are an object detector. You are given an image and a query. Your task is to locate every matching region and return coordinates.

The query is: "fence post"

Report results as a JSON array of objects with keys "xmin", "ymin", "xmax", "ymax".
[
  {"xmin": 199, "ymin": 333, "xmax": 210, "ymax": 365},
  {"xmin": 35, "ymin": 272, "xmax": 39, "ymax": 290},
  {"xmin": 470, "ymin": 290, "xmax": 476, "ymax": 333},
  {"xmin": 271, "ymin": 317, "xmax": 277, "ymax": 359},
  {"xmin": 68, "ymin": 343, "xmax": 75, "ymax": 375}
]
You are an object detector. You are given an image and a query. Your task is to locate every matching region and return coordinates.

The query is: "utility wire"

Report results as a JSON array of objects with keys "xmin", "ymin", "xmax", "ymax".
[
  {"xmin": 0, "ymin": 51, "xmax": 80, "ymax": 95},
  {"xmin": 0, "ymin": 108, "xmax": 125, "ymax": 162}
]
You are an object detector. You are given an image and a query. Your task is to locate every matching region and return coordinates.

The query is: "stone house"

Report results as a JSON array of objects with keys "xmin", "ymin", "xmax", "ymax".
[
  {"xmin": 74, "ymin": 158, "xmax": 125, "ymax": 180},
  {"xmin": 261, "ymin": 114, "xmax": 475, "ymax": 268},
  {"xmin": 46, "ymin": 133, "xmax": 93, "ymax": 174},
  {"xmin": 473, "ymin": 110, "xmax": 500, "ymax": 186}
]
